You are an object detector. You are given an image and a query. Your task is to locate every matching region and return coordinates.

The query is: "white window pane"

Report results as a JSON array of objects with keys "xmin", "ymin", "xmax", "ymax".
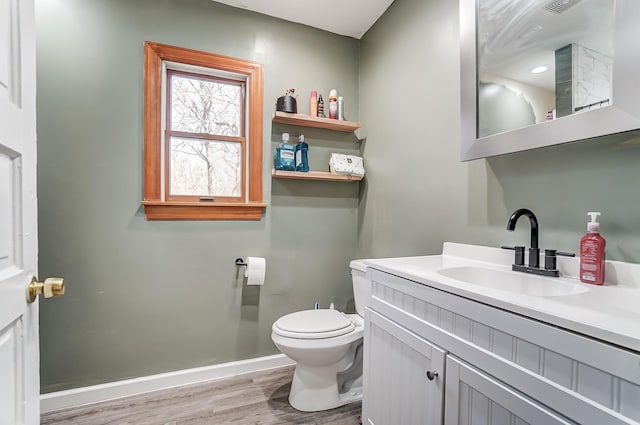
[
  {"xmin": 170, "ymin": 74, "xmax": 242, "ymax": 136},
  {"xmin": 169, "ymin": 137, "xmax": 242, "ymax": 197}
]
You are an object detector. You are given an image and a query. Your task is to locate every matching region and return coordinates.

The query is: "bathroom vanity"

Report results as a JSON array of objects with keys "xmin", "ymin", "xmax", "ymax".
[{"xmin": 362, "ymin": 243, "xmax": 640, "ymax": 425}]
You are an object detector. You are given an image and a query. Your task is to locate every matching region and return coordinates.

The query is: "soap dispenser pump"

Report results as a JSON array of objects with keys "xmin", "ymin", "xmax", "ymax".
[{"xmin": 579, "ymin": 212, "xmax": 606, "ymax": 285}]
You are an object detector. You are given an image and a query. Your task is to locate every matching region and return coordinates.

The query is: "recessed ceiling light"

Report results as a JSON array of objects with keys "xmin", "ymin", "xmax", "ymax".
[{"xmin": 531, "ymin": 66, "xmax": 549, "ymax": 74}]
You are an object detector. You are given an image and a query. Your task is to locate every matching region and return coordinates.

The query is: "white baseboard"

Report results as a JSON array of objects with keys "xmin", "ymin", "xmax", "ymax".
[{"xmin": 40, "ymin": 354, "xmax": 295, "ymax": 413}]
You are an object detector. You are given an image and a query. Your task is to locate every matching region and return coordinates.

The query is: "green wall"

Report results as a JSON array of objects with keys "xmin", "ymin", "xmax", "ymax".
[
  {"xmin": 36, "ymin": 0, "xmax": 361, "ymax": 392},
  {"xmin": 358, "ymin": 0, "xmax": 640, "ymax": 261},
  {"xmin": 38, "ymin": 0, "xmax": 640, "ymax": 394}
]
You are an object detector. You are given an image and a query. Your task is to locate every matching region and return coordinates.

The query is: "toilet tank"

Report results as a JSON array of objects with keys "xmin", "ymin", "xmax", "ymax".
[{"xmin": 349, "ymin": 260, "xmax": 369, "ymax": 317}]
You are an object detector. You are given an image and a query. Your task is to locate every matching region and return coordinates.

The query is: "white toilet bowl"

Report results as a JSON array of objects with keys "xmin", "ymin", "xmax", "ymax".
[
  {"xmin": 270, "ymin": 260, "xmax": 368, "ymax": 412},
  {"xmin": 272, "ymin": 310, "xmax": 364, "ymax": 411}
]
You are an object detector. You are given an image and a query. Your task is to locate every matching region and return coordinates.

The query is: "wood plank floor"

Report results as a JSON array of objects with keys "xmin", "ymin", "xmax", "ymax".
[{"xmin": 41, "ymin": 365, "xmax": 362, "ymax": 425}]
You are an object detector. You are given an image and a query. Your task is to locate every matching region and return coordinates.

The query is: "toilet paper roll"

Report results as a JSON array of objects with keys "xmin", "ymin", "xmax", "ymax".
[{"xmin": 245, "ymin": 257, "xmax": 266, "ymax": 286}]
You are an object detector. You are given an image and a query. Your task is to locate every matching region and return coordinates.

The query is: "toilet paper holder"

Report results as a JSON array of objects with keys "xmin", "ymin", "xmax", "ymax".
[{"xmin": 235, "ymin": 257, "xmax": 266, "ymax": 286}]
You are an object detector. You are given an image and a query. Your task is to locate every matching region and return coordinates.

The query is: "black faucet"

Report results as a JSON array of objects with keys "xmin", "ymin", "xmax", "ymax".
[
  {"xmin": 506, "ymin": 208, "xmax": 539, "ymax": 268},
  {"xmin": 503, "ymin": 208, "xmax": 575, "ymax": 277}
]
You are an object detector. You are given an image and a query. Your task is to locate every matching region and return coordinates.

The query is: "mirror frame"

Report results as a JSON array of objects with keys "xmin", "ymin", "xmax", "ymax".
[{"xmin": 460, "ymin": 0, "xmax": 640, "ymax": 161}]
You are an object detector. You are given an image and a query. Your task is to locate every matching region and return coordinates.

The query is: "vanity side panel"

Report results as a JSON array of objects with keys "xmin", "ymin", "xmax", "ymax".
[
  {"xmin": 491, "ymin": 329, "xmax": 515, "ymax": 362},
  {"xmin": 542, "ymin": 350, "xmax": 574, "ymax": 390},
  {"xmin": 577, "ymin": 363, "xmax": 615, "ymax": 409},
  {"xmin": 471, "ymin": 322, "xmax": 492, "ymax": 351},
  {"xmin": 515, "ymin": 339, "xmax": 542, "ymax": 374}
]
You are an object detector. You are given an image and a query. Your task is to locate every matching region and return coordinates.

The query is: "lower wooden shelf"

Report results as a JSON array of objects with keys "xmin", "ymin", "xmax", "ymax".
[{"xmin": 272, "ymin": 169, "xmax": 363, "ymax": 182}]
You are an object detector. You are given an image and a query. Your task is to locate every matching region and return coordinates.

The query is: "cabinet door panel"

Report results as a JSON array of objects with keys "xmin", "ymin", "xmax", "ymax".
[
  {"xmin": 363, "ymin": 308, "xmax": 445, "ymax": 425},
  {"xmin": 445, "ymin": 356, "xmax": 577, "ymax": 425}
]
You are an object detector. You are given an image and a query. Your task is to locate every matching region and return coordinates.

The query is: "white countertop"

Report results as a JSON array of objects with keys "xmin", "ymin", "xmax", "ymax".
[{"xmin": 364, "ymin": 242, "xmax": 640, "ymax": 353}]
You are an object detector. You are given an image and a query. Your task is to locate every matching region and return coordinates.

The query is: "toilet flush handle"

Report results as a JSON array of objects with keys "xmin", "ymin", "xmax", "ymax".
[{"xmin": 426, "ymin": 370, "xmax": 438, "ymax": 381}]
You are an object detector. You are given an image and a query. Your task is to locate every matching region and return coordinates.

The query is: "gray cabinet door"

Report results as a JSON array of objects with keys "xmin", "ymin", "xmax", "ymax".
[
  {"xmin": 363, "ymin": 308, "xmax": 445, "ymax": 425},
  {"xmin": 445, "ymin": 356, "xmax": 577, "ymax": 425}
]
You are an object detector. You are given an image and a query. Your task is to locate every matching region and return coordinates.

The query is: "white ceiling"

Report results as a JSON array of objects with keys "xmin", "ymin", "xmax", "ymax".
[{"xmin": 211, "ymin": 0, "xmax": 395, "ymax": 39}]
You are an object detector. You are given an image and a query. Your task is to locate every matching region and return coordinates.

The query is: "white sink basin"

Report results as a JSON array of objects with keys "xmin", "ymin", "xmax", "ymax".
[{"xmin": 437, "ymin": 266, "xmax": 590, "ymax": 297}]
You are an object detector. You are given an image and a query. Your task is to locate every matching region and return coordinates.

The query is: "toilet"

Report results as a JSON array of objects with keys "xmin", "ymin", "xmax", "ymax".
[{"xmin": 271, "ymin": 260, "xmax": 368, "ymax": 412}]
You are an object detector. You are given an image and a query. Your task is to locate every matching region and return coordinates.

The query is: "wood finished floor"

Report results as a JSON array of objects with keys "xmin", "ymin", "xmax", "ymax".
[{"xmin": 40, "ymin": 365, "xmax": 362, "ymax": 425}]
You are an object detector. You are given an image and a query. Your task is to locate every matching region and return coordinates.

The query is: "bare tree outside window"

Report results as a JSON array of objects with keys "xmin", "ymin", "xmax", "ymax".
[
  {"xmin": 170, "ymin": 137, "xmax": 241, "ymax": 196},
  {"xmin": 168, "ymin": 71, "xmax": 244, "ymax": 198}
]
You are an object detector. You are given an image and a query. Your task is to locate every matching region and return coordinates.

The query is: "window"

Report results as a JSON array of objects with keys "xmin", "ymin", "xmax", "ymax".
[
  {"xmin": 166, "ymin": 70, "xmax": 245, "ymax": 201},
  {"xmin": 142, "ymin": 42, "xmax": 265, "ymax": 220}
]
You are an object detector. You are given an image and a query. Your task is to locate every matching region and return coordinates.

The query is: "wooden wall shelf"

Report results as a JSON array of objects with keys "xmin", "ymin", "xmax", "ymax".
[
  {"xmin": 272, "ymin": 169, "xmax": 362, "ymax": 182},
  {"xmin": 272, "ymin": 112, "xmax": 361, "ymax": 133}
]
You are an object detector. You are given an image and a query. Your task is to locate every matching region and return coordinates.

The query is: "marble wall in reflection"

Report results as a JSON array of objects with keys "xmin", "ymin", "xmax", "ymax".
[{"xmin": 555, "ymin": 43, "xmax": 612, "ymax": 118}]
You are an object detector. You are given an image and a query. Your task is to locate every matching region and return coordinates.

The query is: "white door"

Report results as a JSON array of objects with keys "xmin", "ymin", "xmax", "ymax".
[{"xmin": 1, "ymin": 0, "xmax": 45, "ymax": 423}]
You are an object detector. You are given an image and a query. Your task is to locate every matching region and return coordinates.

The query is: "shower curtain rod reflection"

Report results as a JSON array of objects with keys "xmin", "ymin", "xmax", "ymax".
[{"xmin": 574, "ymin": 98, "xmax": 610, "ymax": 112}]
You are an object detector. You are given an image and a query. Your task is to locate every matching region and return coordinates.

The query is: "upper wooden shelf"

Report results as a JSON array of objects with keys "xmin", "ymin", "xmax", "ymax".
[{"xmin": 272, "ymin": 112, "xmax": 361, "ymax": 133}]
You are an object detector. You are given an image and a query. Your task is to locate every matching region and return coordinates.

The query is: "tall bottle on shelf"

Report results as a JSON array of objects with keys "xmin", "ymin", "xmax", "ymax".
[
  {"xmin": 295, "ymin": 134, "xmax": 309, "ymax": 172},
  {"xmin": 310, "ymin": 91, "xmax": 318, "ymax": 117},
  {"xmin": 317, "ymin": 94, "xmax": 326, "ymax": 118},
  {"xmin": 328, "ymin": 89, "xmax": 338, "ymax": 119},
  {"xmin": 275, "ymin": 132, "xmax": 295, "ymax": 171}
]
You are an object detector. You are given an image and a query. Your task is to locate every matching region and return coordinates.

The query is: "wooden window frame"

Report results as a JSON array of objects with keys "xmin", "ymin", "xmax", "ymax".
[{"xmin": 142, "ymin": 41, "xmax": 265, "ymax": 220}]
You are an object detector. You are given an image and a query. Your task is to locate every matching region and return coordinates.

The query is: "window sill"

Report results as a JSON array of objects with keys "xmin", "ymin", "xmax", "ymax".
[{"xmin": 141, "ymin": 201, "xmax": 267, "ymax": 220}]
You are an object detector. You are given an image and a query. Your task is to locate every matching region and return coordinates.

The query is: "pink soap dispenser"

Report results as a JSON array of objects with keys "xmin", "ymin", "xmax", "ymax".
[{"xmin": 579, "ymin": 212, "xmax": 606, "ymax": 285}]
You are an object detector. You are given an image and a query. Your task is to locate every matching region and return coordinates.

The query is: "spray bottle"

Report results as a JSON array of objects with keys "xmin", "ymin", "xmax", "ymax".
[{"xmin": 328, "ymin": 89, "xmax": 338, "ymax": 119}]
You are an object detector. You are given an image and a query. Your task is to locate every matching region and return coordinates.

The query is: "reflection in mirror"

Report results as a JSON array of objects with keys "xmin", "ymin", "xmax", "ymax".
[{"xmin": 477, "ymin": 0, "xmax": 615, "ymax": 137}]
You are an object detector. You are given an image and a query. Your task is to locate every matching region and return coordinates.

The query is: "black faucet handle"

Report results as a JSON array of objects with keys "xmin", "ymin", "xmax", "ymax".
[
  {"xmin": 544, "ymin": 249, "xmax": 576, "ymax": 270},
  {"xmin": 501, "ymin": 245, "xmax": 525, "ymax": 266},
  {"xmin": 544, "ymin": 249, "xmax": 575, "ymax": 257}
]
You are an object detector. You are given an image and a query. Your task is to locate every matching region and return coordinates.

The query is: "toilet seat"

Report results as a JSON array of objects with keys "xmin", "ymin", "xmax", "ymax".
[{"xmin": 273, "ymin": 309, "xmax": 355, "ymax": 339}]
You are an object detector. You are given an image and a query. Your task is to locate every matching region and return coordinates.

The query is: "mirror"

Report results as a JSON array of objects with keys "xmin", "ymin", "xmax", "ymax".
[
  {"xmin": 460, "ymin": 0, "xmax": 640, "ymax": 160},
  {"xmin": 478, "ymin": 0, "xmax": 614, "ymax": 137}
]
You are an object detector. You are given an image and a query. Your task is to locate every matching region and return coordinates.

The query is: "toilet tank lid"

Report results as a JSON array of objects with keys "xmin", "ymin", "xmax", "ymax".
[{"xmin": 350, "ymin": 260, "xmax": 368, "ymax": 272}]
